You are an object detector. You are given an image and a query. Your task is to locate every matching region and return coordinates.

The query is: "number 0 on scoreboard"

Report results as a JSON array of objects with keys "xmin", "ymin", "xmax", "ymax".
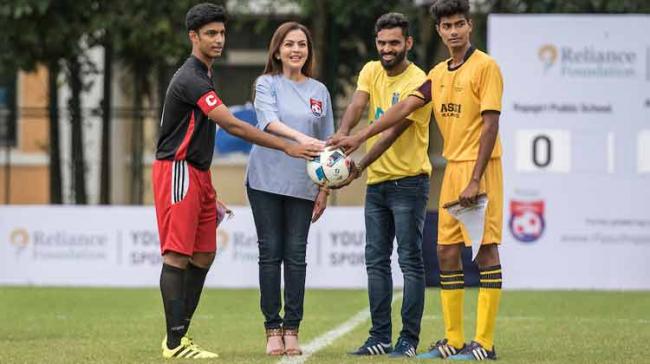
[{"xmin": 516, "ymin": 129, "xmax": 571, "ymax": 173}]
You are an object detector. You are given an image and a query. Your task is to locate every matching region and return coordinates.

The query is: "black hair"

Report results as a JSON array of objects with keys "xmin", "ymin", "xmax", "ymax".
[
  {"xmin": 185, "ymin": 3, "xmax": 228, "ymax": 32},
  {"xmin": 374, "ymin": 12, "xmax": 410, "ymax": 37},
  {"xmin": 429, "ymin": 0, "xmax": 470, "ymax": 25}
]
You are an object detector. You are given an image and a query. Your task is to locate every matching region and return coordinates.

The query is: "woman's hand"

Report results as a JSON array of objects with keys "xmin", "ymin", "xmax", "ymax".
[
  {"xmin": 311, "ymin": 187, "xmax": 329, "ymax": 223},
  {"xmin": 295, "ymin": 133, "xmax": 326, "ymax": 149}
]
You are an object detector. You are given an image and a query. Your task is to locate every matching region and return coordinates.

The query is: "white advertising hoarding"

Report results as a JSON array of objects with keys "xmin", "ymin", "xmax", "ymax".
[
  {"xmin": 489, "ymin": 15, "xmax": 650, "ymax": 289},
  {"xmin": 0, "ymin": 206, "xmax": 403, "ymax": 289}
]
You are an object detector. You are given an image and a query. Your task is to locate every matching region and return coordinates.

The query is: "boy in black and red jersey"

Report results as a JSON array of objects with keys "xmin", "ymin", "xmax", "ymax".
[{"xmin": 154, "ymin": 3, "xmax": 320, "ymax": 359}]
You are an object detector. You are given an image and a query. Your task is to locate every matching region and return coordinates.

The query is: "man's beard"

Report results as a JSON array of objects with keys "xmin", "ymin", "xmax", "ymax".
[{"xmin": 380, "ymin": 49, "xmax": 407, "ymax": 70}]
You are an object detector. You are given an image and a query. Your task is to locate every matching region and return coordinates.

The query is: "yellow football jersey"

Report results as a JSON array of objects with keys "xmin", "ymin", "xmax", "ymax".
[
  {"xmin": 412, "ymin": 48, "xmax": 503, "ymax": 162},
  {"xmin": 356, "ymin": 61, "xmax": 433, "ymax": 184}
]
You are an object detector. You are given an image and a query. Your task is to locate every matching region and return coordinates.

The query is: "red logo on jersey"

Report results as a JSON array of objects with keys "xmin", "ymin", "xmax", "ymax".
[{"xmin": 310, "ymin": 98, "xmax": 323, "ymax": 117}]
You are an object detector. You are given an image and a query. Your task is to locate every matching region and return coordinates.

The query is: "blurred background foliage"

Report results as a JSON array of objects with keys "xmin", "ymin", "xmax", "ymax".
[{"xmin": 0, "ymin": 0, "xmax": 648, "ymax": 204}]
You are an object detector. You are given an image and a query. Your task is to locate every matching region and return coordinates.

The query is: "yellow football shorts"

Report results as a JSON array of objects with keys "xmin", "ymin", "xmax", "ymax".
[{"xmin": 438, "ymin": 158, "xmax": 503, "ymax": 246}]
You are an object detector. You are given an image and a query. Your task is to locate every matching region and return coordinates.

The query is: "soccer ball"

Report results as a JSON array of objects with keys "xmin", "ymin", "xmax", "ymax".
[{"xmin": 306, "ymin": 148, "xmax": 351, "ymax": 187}]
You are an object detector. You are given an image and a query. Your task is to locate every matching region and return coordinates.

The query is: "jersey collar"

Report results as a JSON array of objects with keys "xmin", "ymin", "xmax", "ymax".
[
  {"xmin": 447, "ymin": 46, "xmax": 476, "ymax": 72},
  {"xmin": 190, "ymin": 55, "xmax": 211, "ymax": 76}
]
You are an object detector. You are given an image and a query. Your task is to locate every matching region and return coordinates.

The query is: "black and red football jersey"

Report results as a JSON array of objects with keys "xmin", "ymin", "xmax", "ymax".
[{"xmin": 156, "ymin": 56, "xmax": 223, "ymax": 170}]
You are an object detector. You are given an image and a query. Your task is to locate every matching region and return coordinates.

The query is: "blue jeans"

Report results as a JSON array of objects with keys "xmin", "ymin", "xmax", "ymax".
[
  {"xmin": 365, "ymin": 174, "xmax": 429, "ymax": 347},
  {"xmin": 247, "ymin": 186, "xmax": 314, "ymax": 330}
]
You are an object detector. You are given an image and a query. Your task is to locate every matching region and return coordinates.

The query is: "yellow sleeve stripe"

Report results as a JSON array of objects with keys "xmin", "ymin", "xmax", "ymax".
[{"xmin": 409, "ymin": 91, "xmax": 425, "ymax": 100}]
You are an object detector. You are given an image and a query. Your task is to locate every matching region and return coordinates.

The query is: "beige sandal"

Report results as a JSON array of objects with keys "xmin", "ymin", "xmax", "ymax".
[
  {"xmin": 266, "ymin": 328, "xmax": 285, "ymax": 356},
  {"xmin": 283, "ymin": 328, "xmax": 303, "ymax": 356}
]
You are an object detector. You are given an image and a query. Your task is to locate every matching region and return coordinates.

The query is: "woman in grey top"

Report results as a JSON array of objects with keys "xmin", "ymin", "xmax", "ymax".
[{"xmin": 246, "ymin": 22, "xmax": 334, "ymax": 356}]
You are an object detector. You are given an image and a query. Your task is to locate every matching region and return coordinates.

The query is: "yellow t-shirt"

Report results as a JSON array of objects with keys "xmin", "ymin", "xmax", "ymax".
[
  {"xmin": 356, "ymin": 61, "xmax": 433, "ymax": 184},
  {"xmin": 411, "ymin": 48, "xmax": 503, "ymax": 162}
]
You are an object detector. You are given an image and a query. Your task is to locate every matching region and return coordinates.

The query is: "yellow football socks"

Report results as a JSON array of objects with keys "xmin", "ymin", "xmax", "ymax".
[
  {"xmin": 475, "ymin": 264, "xmax": 502, "ymax": 349},
  {"xmin": 440, "ymin": 270, "xmax": 465, "ymax": 349}
]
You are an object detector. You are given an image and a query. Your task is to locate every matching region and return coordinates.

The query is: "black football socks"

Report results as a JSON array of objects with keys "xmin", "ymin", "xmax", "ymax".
[
  {"xmin": 182, "ymin": 262, "xmax": 209, "ymax": 336},
  {"xmin": 160, "ymin": 263, "xmax": 186, "ymax": 349}
]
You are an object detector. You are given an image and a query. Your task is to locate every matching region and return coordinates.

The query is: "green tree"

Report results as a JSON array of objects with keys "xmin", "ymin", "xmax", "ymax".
[
  {"xmin": 299, "ymin": 1, "xmax": 429, "ymax": 116},
  {"xmin": 235, "ymin": 0, "xmax": 437, "ymax": 117},
  {"xmin": 108, "ymin": 0, "xmax": 199, "ymax": 204},
  {"xmin": 0, "ymin": 0, "xmax": 98, "ymax": 204}
]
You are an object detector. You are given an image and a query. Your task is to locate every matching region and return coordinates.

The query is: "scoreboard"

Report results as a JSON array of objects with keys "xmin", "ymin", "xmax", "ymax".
[{"xmin": 488, "ymin": 15, "xmax": 650, "ymax": 289}]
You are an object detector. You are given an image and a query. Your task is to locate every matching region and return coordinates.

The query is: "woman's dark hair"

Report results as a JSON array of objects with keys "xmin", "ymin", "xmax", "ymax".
[{"xmin": 263, "ymin": 22, "xmax": 314, "ymax": 77}]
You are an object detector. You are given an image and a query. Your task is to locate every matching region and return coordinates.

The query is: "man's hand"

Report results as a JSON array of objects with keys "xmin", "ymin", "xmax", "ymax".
[
  {"xmin": 311, "ymin": 188, "xmax": 328, "ymax": 222},
  {"xmin": 326, "ymin": 134, "xmax": 340, "ymax": 147},
  {"xmin": 459, "ymin": 179, "xmax": 481, "ymax": 207},
  {"xmin": 329, "ymin": 128, "xmax": 350, "ymax": 140},
  {"xmin": 330, "ymin": 159, "xmax": 361, "ymax": 190},
  {"xmin": 284, "ymin": 142, "xmax": 322, "ymax": 160},
  {"xmin": 327, "ymin": 134, "xmax": 363, "ymax": 155}
]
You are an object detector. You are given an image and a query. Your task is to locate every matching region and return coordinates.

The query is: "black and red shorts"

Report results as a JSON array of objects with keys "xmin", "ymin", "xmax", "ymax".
[{"xmin": 152, "ymin": 159, "xmax": 217, "ymax": 256}]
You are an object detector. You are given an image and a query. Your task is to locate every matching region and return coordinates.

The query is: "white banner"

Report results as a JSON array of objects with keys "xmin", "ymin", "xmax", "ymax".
[
  {"xmin": 489, "ymin": 15, "xmax": 650, "ymax": 289},
  {"xmin": 0, "ymin": 206, "xmax": 403, "ymax": 288}
]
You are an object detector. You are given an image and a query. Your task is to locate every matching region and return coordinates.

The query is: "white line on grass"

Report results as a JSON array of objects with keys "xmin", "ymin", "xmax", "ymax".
[{"xmin": 277, "ymin": 292, "xmax": 404, "ymax": 364}]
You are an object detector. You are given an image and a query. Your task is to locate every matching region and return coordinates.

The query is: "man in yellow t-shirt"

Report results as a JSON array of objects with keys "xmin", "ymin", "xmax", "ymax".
[
  {"xmin": 333, "ymin": 13, "xmax": 433, "ymax": 358},
  {"xmin": 331, "ymin": 0, "xmax": 503, "ymax": 360}
]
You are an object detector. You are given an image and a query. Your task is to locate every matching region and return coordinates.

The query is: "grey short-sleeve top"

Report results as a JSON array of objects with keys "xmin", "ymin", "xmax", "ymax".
[{"xmin": 246, "ymin": 74, "xmax": 334, "ymax": 201}]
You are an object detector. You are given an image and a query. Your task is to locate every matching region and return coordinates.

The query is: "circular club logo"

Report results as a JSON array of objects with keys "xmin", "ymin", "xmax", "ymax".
[
  {"xmin": 310, "ymin": 98, "xmax": 323, "ymax": 117},
  {"xmin": 509, "ymin": 200, "xmax": 545, "ymax": 243}
]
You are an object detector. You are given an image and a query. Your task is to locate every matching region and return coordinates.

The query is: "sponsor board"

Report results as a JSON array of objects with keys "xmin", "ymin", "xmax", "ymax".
[
  {"xmin": 490, "ymin": 15, "xmax": 650, "ymax": 289},
  {"xmin": 1, "ymin": 205, "xmax": 650, "ymax": 289},
  {"xmin": 0, "ymin": 207, "xmax": 403, "ymax": 289}
]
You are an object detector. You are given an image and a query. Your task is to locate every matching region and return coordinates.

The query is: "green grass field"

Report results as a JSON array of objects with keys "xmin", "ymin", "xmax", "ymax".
[{"xmin": 1, "ymin": 287, "xmax": 649, "ymax": 363}]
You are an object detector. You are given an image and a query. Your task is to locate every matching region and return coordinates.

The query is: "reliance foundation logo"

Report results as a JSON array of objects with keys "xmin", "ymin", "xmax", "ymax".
[
  {"xmin": 538, "ymin": 43, "xmax": 637, "ymax": 78},
  {"xmin": 216, "ymin": 230, "xmax": 229, "ymax": 256},
  {"xmin": 509, "ymin": 200, "xmax": 545, "ymax": 243},
  {"xmin": 8, "ymin": 228, "xmax": 108, "ymax": 261},
  {"xmin": 9, "ymin": 228, "xmax": 30, "ymax": 257},
  {"xmin": 538, "ymin": 44, "xmax": 558, "ymax": 72}
]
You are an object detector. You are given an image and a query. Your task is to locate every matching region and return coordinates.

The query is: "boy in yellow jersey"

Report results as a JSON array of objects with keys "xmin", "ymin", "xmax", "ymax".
[
  {"xmin": 330, "ymin": 0, "xmax": 503, "ymax": 361},
  {"xmin": 332, "ymin": 13, "xmax": 433, "ymax": 358}
]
